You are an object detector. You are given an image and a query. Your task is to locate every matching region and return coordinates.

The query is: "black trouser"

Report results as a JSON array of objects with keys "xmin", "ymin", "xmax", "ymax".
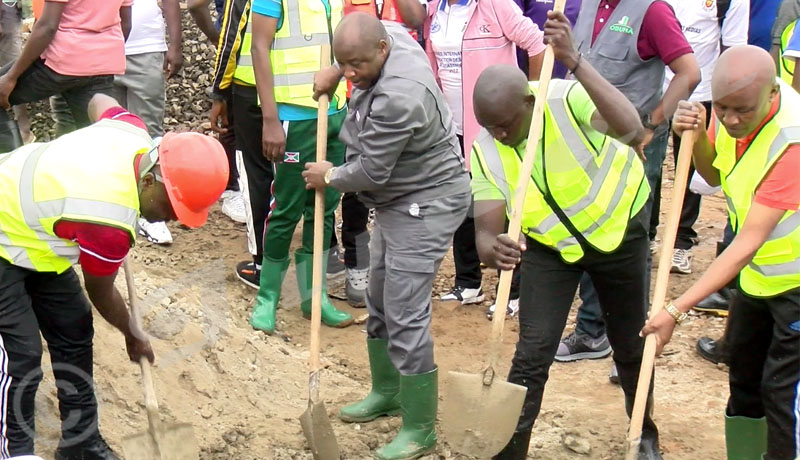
[
  {"xmin": 330, "ymin": 192, "xmax": 370, "ymax": 269},
  {"xmin": 726, "ymin": 288, "xmax": 800, "ymax": 460},
  {"xmin": 0, "ymin": 259, "xmax": 99, "ymax": 457},
  {"xmin": 495, "ymin": 211, "xmax": 657, "ymax": 459},
  {"xmin": 649, "ymin": 101, "xmax": 711, "ymax": 249},
  {"xmin": 0, "ymin": 58, "xmax": 113, "ymax": 133},
  {"xmin": 232, "ymin": 84, "xmax": 273, "ymax": 265},
  {"xmin": 452, "ymin": 134, "xmax": 482, "ymax": 289},
  {"xmin": 220, "ymin": 89, "xmax": 239, "ymax": 191}
]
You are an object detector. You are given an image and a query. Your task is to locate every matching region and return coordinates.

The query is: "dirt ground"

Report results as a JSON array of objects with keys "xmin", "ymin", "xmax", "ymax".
[{"xmin": 21, "ymin": 145, "xmax": 732, "ymax": 460}]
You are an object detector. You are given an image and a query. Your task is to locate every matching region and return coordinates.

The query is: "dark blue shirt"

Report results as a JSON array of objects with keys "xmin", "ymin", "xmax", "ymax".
[{"xmin": 513, "ymin": 0, "xmax": 582, "ymax": 78}]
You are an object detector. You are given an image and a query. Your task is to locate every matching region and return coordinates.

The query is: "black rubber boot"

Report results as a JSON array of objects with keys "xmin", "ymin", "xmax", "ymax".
[
  {"xmin": 696, "ymin": 336, "xmax": 728, "ymax": 365},
  {"xmin": 0, "ymin": 118, "xmax": 22, "ymax": 153}
]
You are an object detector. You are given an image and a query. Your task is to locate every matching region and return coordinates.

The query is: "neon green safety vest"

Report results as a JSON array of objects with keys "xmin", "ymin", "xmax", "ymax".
[
  {"xmin": 712, "ymin": 79, "xmax": 800, "ymax": 297},
  {"xmin": 233, "ymin": 0, "xmax": 347, "ymax": 110},
  {"xmin": 780, "ymin": 19, "xmax": 796, "ymax": 87},
  {"xmin": 0, "ymin": 119, "xmax": 153, "ymax": 274},
  {"xmin": 471, "ymin": 80, "xmax": 650, "ymax": 263}
]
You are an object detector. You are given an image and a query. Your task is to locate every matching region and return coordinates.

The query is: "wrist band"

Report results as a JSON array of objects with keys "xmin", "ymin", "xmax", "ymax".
[
  {"xmin": 570, "ymin": 53, "xmax": 583, "ymax": 74},
  {"xmin": 665, "ymin": 302, "xmax": 688, "ymax": 325}
]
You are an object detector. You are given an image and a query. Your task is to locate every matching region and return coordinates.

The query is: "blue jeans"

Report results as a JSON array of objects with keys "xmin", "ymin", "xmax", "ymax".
[{"xmin": 575, "ymin": 128, "xmax": 668, "ymax": 339}]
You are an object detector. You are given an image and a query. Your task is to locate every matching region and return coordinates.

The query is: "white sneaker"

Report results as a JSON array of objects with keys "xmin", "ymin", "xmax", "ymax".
[
  {"xmin": 138, "ymin": 218, "xmax": 173, "ymax": 245},
  {"xmin": 671, "ymin": 248, "xmax": 693, "ymax": 274},
  {"xmin": 220, "ymin": 189, "xmax": 238, "ymax": 202},
  {"xmin": 222, "ymin": 192, "xmax": 247, "ymax": 224},
  {"xmin": 440, "ymin": 285, "xmax": 484, "ymax": 305},
  {"xmin": 487, "ymin": 298, "xmax": 520, "ymax": 320}
]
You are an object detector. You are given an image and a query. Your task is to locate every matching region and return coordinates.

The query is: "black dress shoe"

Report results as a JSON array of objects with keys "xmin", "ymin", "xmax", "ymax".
[
  {"xmin": 693, "ymin": 287, "xmax": 735, "ymax": 316},
  {"xmin": 696, "ymin": 336, "xmax": 727, "ymax": 365},
  {"xmin": 54, "ymin": 435, "xmax": 120, "ymax": 460}
]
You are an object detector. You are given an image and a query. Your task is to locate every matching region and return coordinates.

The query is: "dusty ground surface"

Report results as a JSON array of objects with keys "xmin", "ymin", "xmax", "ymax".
[
  {"xmin": 25, "ymin": 159, "xmax": 731, "ymax": 460},
  {"xmin": 21, "ymin": 8, "xmax": 731, "ymax": 459}
]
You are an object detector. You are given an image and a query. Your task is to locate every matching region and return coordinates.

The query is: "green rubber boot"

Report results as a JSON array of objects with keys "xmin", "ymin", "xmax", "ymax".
[
  {"xmin": 340, "ymin": 339, "xmax": 401, "ymax": 422},
  {"xmin": 376, "ymin": 367, "xmax": 438, "ymax": 460},
  {"xmin": 295, "ymin": 250, "xmax": 354, "ymax": 328},
  {"xmin": 725, "ymin": 413, "xmax": 767, "ymax": 460},
  {"xmin": 249, "ymin": 256, "xmax": 290, "ymax": 334}
]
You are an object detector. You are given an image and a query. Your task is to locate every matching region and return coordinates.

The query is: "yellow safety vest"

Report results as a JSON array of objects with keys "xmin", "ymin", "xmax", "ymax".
[
  {"xmin": 0, "ymin": 119, "xmax": 153, "ymax": 274},
  {"xmin": 780, "ymin": 20, "xmax": 797, "ymax": 87},
  {"xmin": 712, "ymin": 80, "xmax": 800, "ymax": 297},
  {"xmin": 233, "ymin": 0, "xmax": 347, "ymax": 110},
  {"xmin": 471, "ymin": 80, "xmax": 649, "ymax": 263}
]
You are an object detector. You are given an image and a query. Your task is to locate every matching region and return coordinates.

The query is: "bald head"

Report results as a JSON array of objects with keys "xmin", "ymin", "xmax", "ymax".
[
  {"xmin": 711, "ymin": 45, "xmax": 779, "ymax": 138},
  {"xmin": 474, "ymin": 65, "xmax": 534, "ymax": 146},
  {"xmin": 333, "ymin": 13, "xmax": 390, "ymax": 89}
]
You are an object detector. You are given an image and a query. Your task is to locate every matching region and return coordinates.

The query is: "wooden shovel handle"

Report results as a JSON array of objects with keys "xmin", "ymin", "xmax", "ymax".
[
  {"xmin": 122, "ymin": 258, "xmax": 161, "ymax": 425},
  {"xmin": 309, "ymin": 46, "xmax": 331, "ymax": 401},
  {"xmin": 486, "ymin": 0, "xmax": 567, "ymax": 379},
  {"xmin": 625, "ymin": 130, "xmax": 697, "ymax": 458}
]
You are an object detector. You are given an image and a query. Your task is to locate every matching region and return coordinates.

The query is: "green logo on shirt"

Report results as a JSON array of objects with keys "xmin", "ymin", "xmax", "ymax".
[{"xmin": 609, "ymin": 16, "xmax": 634, "ymax": 35}]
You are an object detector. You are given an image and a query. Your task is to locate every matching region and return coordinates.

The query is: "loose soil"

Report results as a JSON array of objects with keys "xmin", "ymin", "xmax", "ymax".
[{"xmin": 23, "ymin": 8, "xmax": 730, "ymax": 459}]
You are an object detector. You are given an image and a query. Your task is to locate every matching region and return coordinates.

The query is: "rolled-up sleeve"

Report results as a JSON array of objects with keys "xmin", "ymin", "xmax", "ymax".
[{"xmin": 330, "ymin": 89, "xmax": 428, "ymax": 192}]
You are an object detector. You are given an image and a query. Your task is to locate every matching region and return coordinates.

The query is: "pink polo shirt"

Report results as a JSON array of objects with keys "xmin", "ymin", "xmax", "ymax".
[{"xmin": 40, "ymin": 0, "xmax": 133, "ymax": 76}]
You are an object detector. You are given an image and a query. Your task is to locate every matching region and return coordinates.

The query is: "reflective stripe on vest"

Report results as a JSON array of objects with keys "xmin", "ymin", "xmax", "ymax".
[
  {"xmin": 780, "ymin": 20, "xmax": 797, "ymax": 87},
  {"xmin": 0, "ymin": 120, "xmax": 147, "ymax": 273},
  {"xmin": 713, "ymin": 80, "xmax": 800, "ymax": 296},
  {"xmin": 471, "ymin": 80, "xmax": 648, "ymax": 263},
  {"xmin": 233, "ymin": 0, "xmax": 347, "ymax": 110}
]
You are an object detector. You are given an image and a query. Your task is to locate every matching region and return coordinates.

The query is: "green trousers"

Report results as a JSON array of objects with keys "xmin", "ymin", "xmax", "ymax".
[{"xmin": 264, "ymin": 111, "xmax": 345, "ymax": 260}]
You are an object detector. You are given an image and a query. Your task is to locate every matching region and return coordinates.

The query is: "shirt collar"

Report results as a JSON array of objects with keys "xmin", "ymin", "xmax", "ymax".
[{"xmin": 440, "ymin": 0, "xmax": 471, "ymax": 12}]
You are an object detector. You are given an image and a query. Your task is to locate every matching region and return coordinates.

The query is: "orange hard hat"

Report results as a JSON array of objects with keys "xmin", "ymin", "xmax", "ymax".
[{"xmin": 157, "ymin": 132, "xmax": 229, "ymax": 228}]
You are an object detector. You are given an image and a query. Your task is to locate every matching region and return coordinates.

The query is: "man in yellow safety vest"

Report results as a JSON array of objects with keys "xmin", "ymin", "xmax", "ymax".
[
  {"xmin": 0, "ymin": 94, "xmax": 228, "ymax": 460},
  {"xmin": 644, "ymin": 45, "xmax": 800, "ymax": 460},
  {"xmin": 472, "ymin": 12, "xmax": 665, "ymax": 460}
]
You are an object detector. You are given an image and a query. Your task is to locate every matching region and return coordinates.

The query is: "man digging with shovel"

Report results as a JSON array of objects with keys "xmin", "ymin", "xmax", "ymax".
[
  {"xmin": 0, "ymin": 93, "xmax": 229, "ymax": 460},
  {"xmin": 470, "ymin": 12, "xmax": 663, "ymax": 460},
  {"xmin": 643, "ymin": 45, "xmax": 800, "ymax": 460},
  {"xmin": 305, "ymin": 13, "xmax": 470, "ymax": 460}
]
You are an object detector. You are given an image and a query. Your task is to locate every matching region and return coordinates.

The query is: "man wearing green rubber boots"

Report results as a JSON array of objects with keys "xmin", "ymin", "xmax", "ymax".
[
  {"xmin": 246, "ymin": 0, "xmax": 354, "ymax": 333},
  {"xmin": 306, "ymin": 13, "xmax": 470, "ymax": 460}
]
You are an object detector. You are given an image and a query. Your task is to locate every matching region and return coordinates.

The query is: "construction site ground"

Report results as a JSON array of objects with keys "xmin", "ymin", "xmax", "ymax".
[{"xmin": 24, "ymin": 151, "xmax": 730, "ymax": 460}]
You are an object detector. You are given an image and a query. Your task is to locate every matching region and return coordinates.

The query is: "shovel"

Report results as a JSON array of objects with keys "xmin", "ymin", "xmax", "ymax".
[
  {"xmin": 625, "ymin": 130, "xmax": 697, "ymax": 459},
  {"xmin": 442, "ymin": 1, "xmax": 566, "ymax": 456},
  {"xmin": 121, "ymin": 258, "xmax": 199, "ymax": 460},
  {"xmin": 299, "ymin": 46, "xmax": 340, "ymax": 460}
]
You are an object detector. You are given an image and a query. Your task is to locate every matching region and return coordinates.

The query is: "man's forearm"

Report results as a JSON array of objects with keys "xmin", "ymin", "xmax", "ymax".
[
  {"xmin": 252, "ymin": 46, "xmax": 279, "ymax": 122},
  {"xmin": 7, "ymin": 26, "xmax": 56, "ymax": 81},
  {"xmin": 164, "ymin": 0, "xmax": 183, "ymax": 50},
  {"xmin": 120, "ymin": 6, "xmax": 132, "ymax": 41},
  {"xmin": 88, "ymin": 286, "xmax": 135, "ymax": 337},
  {"xmin": 653, "ymin": 70, "xmax": 700, "ymax": 126},
  {"xmin": 329, "ymin": 158, "xmax": 386, "ymax": 193}
]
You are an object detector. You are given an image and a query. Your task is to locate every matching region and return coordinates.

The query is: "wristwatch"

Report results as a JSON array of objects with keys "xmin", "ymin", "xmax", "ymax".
[
  {"xmin": 641, "ymin": 113, "xmax": 659, "ymax": 131},
  {"xmin": 665, "ymin": 302, "xmax": 688, "ymax": 325},
  {"xmin": 324, "ymin": 167, "xmax": 336, "ymax": 185}
]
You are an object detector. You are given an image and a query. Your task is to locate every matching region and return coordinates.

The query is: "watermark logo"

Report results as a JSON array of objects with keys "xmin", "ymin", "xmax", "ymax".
[{"xmin": 609, "ymin": 16, "xmax": 634, "ymax": 35}]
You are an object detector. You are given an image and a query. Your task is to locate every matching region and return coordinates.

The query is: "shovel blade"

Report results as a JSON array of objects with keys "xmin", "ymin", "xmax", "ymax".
[
  {"xmin": 442, "ymin": 371, "xmax": 527, "ymax": 458},
  {"xmin": 299, "ymin": 401, "xmax": 340, "ymax": 460},
  {"xmin": 121, "ymin": 423, "xmax": 199, "ymax": 460}
]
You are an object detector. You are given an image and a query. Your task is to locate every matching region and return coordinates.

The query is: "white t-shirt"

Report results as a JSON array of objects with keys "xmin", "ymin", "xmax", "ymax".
[
  {"xmin": 663, "ymin": 0, "xmax": 748, "ymax": 102},
  {"xmin": 125, "ymin": 0, "xmax": 167, "ymax": 56},
  {"xmin": 429, "ymin": 0, "xmax": 472, "ymax": 135}
]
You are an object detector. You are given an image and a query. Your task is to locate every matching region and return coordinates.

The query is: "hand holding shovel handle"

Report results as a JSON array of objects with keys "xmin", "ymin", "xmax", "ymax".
[{"xmin": 625, "ymin": 129, "xmax": 697, "ymax": 459}]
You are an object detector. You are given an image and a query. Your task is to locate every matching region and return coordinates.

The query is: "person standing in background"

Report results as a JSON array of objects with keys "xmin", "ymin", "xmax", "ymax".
[
  {"xmin": 424, "ymin": 0, "xmax": 546, "ymax": 310},
  {"xmin": 513, "ymin": 0, "xmax": 581, "ymax": 78},
  {"xmin": 114, "ymin": 0, "xmax": 183, "ymax": 246},
  {"xmin": 0, "ymin": 0, "xmax": 34, "ymax": 145}
]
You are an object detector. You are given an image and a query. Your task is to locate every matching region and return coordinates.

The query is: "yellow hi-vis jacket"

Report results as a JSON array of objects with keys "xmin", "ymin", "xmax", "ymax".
[
  {"xmin": 780, "ymin": 19, "xmax": 797, "ymax": 87},
  {"xmin": 0, "ymin": 119, "xmax": 153, "ymax": 273},
  {"xmin": 233, "ymin": 0, "xmax": 347, "ymax": 110},
  {"xmin": 470, "ymin": 80, "xmax": 649, "ymax": 263},
  {"xmin": 713, "ymin": 79, "xmax": 800, "ymax": 297}
]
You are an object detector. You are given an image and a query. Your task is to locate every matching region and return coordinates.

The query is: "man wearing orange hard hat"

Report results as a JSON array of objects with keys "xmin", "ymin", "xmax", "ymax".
[{"xmin": 0, "ymin": 93, "xmax": 228, "ymax": 460}]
